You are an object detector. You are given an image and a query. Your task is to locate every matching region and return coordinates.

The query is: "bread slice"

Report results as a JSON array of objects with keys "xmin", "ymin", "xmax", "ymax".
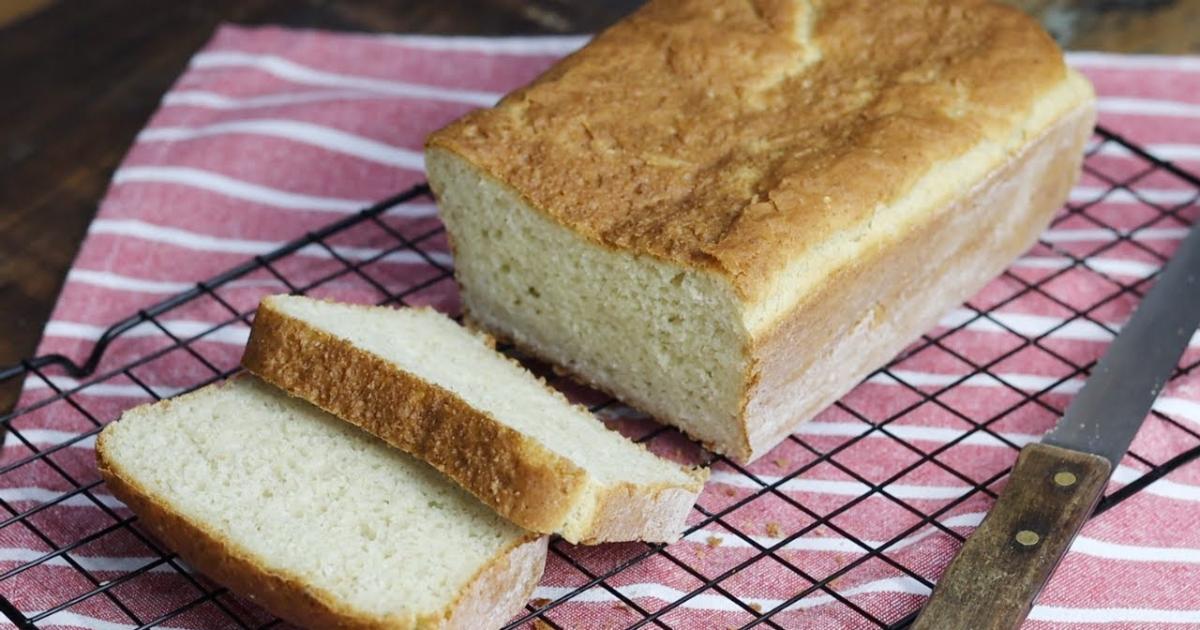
[
  {"xmin": 96, "ymin": 377, "xmax": 547, "ymax": 630},
  {"xmin": 242, "ymin": 295, "xmax": 707, "ymax": 544},
  {"xmin": 425, "ymin": 0, "xmax": 1096, "ymax": 463}
]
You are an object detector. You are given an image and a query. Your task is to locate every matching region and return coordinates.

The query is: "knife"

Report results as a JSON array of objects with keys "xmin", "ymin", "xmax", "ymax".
[{"xmin": 911, "ymin": 219, "xmax": 1200, "ymax": 630}]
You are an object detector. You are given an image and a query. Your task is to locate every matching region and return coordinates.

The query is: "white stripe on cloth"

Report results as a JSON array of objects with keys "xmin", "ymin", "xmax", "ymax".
[
  {"xmin": 1098, "ymin": 97, "xmax": 1200, "ymax": 118},
  {"xmin": 1110, "ymin": 466, "xmax": 1200, "ymax": 502},
  {"xmin": 28, "ymin": 610, "xmax": 189, "ymax": 630},
  {"xmin": 939, "ymin": 308, "xmax": 1200, "ymax": 348},
  {"xmin": 1012, "ymin": 255, "xmax": 1160, "ymax": 279},
  {"xmin": 1067, "ymin": 51, "xmax": 1200, "ymax": 73},
  {"xmin": 1089, "ymin": 141, "xmax": 1200, "ymax": 162},
  {"xmin": 112, "ymin": 166, "xmax": 369, "ymax": 213},
  {"xmin": 163, "ymin": 89, "xmax": 390, "ymax": 110},
  {"xmin": 66, "ymin": 269, "xmax": 287, "ymax": 295},
  {"xmin": 7, "ymin": 429, "xmax": 97, "ymax": 449},
  {"xmin": 138, "ymin": 119, "xmax": 426, "ymax": 171},
  {"xmin": 873, "ymin": 369, "xmax": 1083, "ymax": 394},
  {"xmin": 67, "ymin": 269, "xmax": 193, "ymax": 294},
  {"xmin": 381, "ymin": 33, "xmax": 589, "ymax": 55},
  {"xmin": 875, "ymin": 370, "xmax": 1200, "ymax": 427},
  {"xmin": 19, "ymin": 377, "xmax": 182, "ymax": 399},
  {"xmin": 1042, "ymin": 226, "xmax": 1191, "ymax": 243},
  {"xmin": 190, "ymin": 51, "xmax": 502, "ymax": 106},
  {"xmin": 707, "ymin": 461, "xmax": 1200, "ymax": 504},
  {"xmin": 707, "ymin": 470, "xmax": 972, "ymax": 501},
  {"xmin": 1029, "ymin": 606, "xmax": 1200, "ymax": 624},
  {"xmin": 534, "ymin": 576, "xmax": 1200, "ymax": 621},
  {"xmin": 790, "ymin": 419, "xmax": 1038, "ymax": 448},
  {"xmin": 110, "ymin": 167, "xmax": 439, "ymax": 215},
  {"xmin": 0, "ymin": 487, "xmax": 122, "ymax": 509},
  {"xmin": 44, "ymin": 319, "xmax": 251, "ymax": 346},
  {"xmin": 1068, "ymin": 185, "xmax": 1198, "ymax": 206},
  {"xmin": 0, "ymin": 548, "xmax": 169, "ymax": 574},
  {"xmin": 683, "ymin": 512, "xmax": 986, "ymax": 555},
  {"xmin": 689, "ymin": 511, "xmax": 1200, "ymax": 563},
  {"xmin": 87, "ymin": 218, "xmax": 451, "ymax": 264},
  {"xmin": 532, "ymin": 576, "xmax": 929, "ymax": 614}
]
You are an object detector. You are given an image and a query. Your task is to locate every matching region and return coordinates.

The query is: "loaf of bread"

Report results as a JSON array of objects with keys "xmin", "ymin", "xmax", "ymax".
[
  {"xmin": 97, "ymin": 377, "xmax": 547, "ymax": 629},
  {"xmin": 242, "ymin": 295, "xmax": 706, "ymax": 544},
  {"xmin": 426, "ymin": 0, "xmax": 1096, "ymax": 462}
]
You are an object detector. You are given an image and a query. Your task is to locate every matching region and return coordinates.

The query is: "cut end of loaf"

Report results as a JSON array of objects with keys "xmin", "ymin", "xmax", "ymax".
[{"xmin": 426, "ymin": 148, "xmax": 755, "ymax": 462}]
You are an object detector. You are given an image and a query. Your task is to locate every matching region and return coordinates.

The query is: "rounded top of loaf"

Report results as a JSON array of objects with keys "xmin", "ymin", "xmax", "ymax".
[{"xmin": 427, "ymin": 0, "xmax": 1095, "ymax": 312}]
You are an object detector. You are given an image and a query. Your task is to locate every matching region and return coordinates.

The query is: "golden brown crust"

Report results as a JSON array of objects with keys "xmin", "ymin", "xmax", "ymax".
[
  {"xmin": 428, "ymin": 0, "xmax": 1075, "ymax": 300},
  {"xmin": 243, "ymin": 298, "xmax": 705, "ymax": 543},
  {"xmin": 96, "ymin": 423, "xmax": 548, "ymax": 630}
]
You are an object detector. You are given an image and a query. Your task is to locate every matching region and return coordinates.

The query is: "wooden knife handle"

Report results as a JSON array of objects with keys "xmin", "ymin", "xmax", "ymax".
[{"xmin": 911, "ymin": 442, "xmax": 1111, "ymax": 630}]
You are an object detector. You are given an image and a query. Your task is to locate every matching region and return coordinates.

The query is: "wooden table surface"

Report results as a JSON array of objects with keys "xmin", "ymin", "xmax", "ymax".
[{"xmin": 1, "ymin": 0, "xmax": 1198, "ymax": 378}]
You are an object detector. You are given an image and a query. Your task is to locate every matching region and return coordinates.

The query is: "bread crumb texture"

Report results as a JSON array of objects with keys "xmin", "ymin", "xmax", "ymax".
[{"xmin": 98, "ymin": 377, "xmax": 538, "ymax": 626}]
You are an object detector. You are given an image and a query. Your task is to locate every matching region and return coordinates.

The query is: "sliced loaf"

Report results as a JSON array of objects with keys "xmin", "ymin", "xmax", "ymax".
[
  {"xmin": 425, "ymin": 0, "xmax": 1095, "ymax": 463},
  {"xmin": 242, "ymin": 295, "xmax": 707, "ymax": 544},
  {"xmin": 97, "ymin": 376, "xmax": 547, "ymax": 630}
]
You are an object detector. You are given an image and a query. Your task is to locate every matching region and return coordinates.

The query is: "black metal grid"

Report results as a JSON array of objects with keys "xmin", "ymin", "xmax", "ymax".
[{"xmin": 0, "ymin": 126, "xmax": 1198, "ymax": 629}]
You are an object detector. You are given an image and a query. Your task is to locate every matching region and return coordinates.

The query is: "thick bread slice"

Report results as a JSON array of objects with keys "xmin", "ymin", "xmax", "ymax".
[
  {"xmin": 242, "ymin": 295, "xmax": 707, "ymax": 544},
  {"xmin": 96, "ymin": 377, "xmax": 547, "ymax": 630}
]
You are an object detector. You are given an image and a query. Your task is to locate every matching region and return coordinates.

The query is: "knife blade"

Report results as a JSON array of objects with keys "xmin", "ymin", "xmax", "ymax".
[{"xmin": 911, "ymin": 218, "xmax": 1200, "ymax": 630}]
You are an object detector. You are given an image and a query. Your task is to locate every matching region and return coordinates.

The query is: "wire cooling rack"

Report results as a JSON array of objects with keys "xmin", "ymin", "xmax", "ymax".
[{"xmin": 0, "ymin": 125, "xmax": 1198, "ymax": 630}]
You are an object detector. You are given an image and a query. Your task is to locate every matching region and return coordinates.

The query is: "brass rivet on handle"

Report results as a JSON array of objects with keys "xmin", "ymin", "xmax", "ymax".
[
  {"xmin": 1053, "ymin": 471, "xmax": 1078, "ymax": 487},
  {"xmin": 1015, "ymin": 530, "xmax": 1041, "ymax": 547}
]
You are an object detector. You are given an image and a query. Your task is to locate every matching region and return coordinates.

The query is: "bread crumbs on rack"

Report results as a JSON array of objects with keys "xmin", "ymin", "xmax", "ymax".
[
  {"xmin": 773, "ymin": 457, "xmax": 790, "ymax": 469},
  {"xmin": 530, "ymin": 598, "xmax": 551, "ymax": 608},
  {"xmin": 706, "ymin": 535, "xmax": 723, "ymax": 548},
  {"xmin": 766, "ymin": 522, "xmax": 783, "ymax": 537},
  {"xmin": 749, "ymin": 602, "xmax": 764, "ymax": 613}
]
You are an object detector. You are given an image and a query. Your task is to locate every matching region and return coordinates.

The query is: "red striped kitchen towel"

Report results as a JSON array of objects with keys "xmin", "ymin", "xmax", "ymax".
[{"xmin": 2, "ymin": 25, "xmax": 1200, "ymax": 630}]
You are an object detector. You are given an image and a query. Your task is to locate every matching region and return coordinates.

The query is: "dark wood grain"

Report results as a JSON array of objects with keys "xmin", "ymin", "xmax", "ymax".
[
  {"xmin": 999, "ymin": 0, "xmax": 1200, "ymax": 55},
  {"xmin": 912, "ymin": 443, "xmax": 1112, "ymax": 630},
  {"xmin": 0, "ymin": 0, "xmax": 1194, "ymax": 383}
]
